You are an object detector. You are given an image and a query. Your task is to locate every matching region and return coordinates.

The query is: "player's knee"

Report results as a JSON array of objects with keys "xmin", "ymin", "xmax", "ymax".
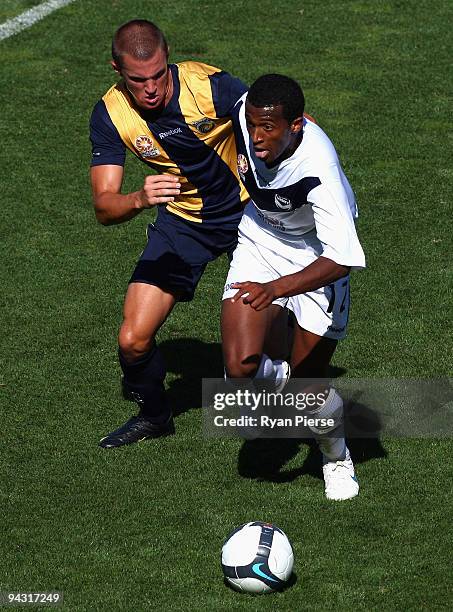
[
  {"xmin": 224, "ymin": 354, "xmax": 259, "ymax": 379},
  {"xmin": 118, "ymin": 326, "xmax": 153, "ymax": 362}
]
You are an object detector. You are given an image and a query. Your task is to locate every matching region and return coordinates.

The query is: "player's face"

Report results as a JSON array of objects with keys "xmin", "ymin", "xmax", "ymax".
[
  {"xmin": 245, "ymin": 102, "xmax": 303, "ymax": 167},
  {"xmin": 112, "ymin": 48, "xmax": 172, "ymax": 112}
]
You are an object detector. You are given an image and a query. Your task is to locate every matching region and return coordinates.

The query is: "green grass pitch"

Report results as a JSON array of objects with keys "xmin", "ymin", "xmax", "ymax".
[{"xmin": 1, "ymin": 0, "xmax": 452, "ymax": 610}]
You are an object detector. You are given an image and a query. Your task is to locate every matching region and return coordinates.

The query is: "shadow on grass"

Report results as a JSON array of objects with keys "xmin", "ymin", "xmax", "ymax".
[
  {"xmin": 222, "ymin": 571, "xmax": 298, "ymax": 595},
  {"xmin": 155, "ymin": 338, "xmax": 388, "ymax": 482},
  {"xmin": 237, "ymin": 395, "xmax": 388, "ymax": 483},
  {"xmin": 160, "ymin": 338, "xmax": 224, "ymax": 417}
]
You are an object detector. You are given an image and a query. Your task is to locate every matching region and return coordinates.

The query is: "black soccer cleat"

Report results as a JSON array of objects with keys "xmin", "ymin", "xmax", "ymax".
[{"xmin": 99, "ymin": 415, "xmax": 175, "ymax": 449}]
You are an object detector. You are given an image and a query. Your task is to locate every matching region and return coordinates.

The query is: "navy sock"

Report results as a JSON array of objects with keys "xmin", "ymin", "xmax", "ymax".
[{"xmin": 118, "ymin": 345, "xmax": 171, "ymax": 424}]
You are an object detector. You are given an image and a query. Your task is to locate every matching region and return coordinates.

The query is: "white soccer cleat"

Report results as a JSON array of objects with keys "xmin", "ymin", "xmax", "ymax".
[
  {"xmin": 274, "ymin": 360, "xmax": 291, "ymax": 393},
  {"xmin": 322, "ymin": 448, "xmax": 359, "ymax": 501}
]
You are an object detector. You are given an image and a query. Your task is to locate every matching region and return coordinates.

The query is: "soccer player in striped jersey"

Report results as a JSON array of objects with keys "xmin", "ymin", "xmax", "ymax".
[
  {"xmin": 90, "ymin": 20, "xmax": 248, "ymax": 448},
  {"xmin": 222, "ymin": 74, "xmax": 366, "ymax": 500}
]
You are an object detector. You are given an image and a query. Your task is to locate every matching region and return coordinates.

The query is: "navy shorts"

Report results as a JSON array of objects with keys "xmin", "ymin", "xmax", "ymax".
[{"xmin": 130, "ymin": 207, "xmax": 240, "ymax": 302}]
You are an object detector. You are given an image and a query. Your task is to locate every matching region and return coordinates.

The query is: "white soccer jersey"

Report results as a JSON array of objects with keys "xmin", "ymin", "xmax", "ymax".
[{"xmin": 232, "ymin": 94, "xmax": 366, "ymax": 269}]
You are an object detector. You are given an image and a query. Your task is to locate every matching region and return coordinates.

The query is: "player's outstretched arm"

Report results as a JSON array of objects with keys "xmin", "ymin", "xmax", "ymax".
[
  {"xmin": 231, "ymin": 257, "xmax": 349, "ymax": 311},
  {"xmin": 91, "ymin": 165, "xmax": 181, "ymax": 226}
]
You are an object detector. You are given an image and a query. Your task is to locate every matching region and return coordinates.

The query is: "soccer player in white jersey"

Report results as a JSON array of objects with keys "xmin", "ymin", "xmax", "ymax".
[{"xmin": 222, "ymin": 74, "xmax": 366, "ymax": 501}]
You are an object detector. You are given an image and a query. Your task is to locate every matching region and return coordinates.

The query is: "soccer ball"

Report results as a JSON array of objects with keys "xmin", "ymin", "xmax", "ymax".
[{"xmin": 221, "ymin": 521, "xmax": 294, "ymax": 594}]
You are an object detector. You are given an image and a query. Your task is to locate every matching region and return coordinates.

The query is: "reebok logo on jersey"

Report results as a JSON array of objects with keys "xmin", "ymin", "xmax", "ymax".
[
  {"xmin": 274, "ymin": 194, "xmax": 292, "ymax": 210},
  {"xmin": 158, "ymin": 127, "xmax": 182, "ymax": 139}
]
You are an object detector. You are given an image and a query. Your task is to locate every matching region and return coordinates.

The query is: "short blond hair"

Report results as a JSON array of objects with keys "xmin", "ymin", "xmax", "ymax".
[{"xmin": 112, "ymin": 20, "xmax": 168, "ymax": 67}]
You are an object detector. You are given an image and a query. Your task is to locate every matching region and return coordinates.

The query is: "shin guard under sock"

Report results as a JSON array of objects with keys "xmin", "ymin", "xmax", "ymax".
[
  {"xmin": 119, "ymin": 345, "xmax": 170, "ymax": 424},
  {"xmin": 306, "ymin": 388, "xmax": 346, "ymax": 461}
]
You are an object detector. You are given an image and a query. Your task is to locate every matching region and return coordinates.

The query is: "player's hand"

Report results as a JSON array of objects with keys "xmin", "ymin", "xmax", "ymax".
[
  {"xmin": 138, "ymin": 174, "xmax": 181, "ymax": 208},
  {"xmin": 230, "ymin": 281, "xmax": 277, "ymax": 310}
]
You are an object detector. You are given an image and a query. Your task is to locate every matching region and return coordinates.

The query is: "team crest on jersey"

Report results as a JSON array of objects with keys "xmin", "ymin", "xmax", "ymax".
[
  {"xmin": 191, "ymin": 118, "xmax": 215, "ymax": 134},
  {"xmin": 135, "ymin": 135, "xmax": 160, "ymax": 158},
  {"xmin": 274, "ymin": 194, "xmax": 292, "ymax": 210},
  {"xmin": 237, "ymin": 154, "xmax": 249, "ymax": 176}
]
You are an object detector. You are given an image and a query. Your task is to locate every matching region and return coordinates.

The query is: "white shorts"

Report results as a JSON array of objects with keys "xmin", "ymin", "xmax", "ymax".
[{"xmin": 223, "ymin": 230, "xmax": 350, "ymax": 340}]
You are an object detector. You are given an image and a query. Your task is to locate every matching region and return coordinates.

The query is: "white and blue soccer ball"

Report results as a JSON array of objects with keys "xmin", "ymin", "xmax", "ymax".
[{"xmin": 221, "ymin": 521, "xmax": 294, "ymax": 594}]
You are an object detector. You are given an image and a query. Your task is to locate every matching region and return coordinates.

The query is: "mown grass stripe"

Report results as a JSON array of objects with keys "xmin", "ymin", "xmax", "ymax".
[{"xmin": 0, "ymin": 0, "xmax": 75, "ymax": 41}]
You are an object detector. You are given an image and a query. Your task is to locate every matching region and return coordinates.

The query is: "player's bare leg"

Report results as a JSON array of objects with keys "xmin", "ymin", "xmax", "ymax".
[
  {"xmin": 222, "ymin": 298, "xmax": 290, "ymax": 387},
  {"xmin": 291, "ymin": 324, "xmax": 359, "ymax": 500},
  {"xmin": 263, "ymin": 307, "xmax": 292, "ymax": 362},
  {"xmin": 290, "ymin": 326, "xmax": 336, "ymax": 379},
  {"xmin": 119, "ymin": 281, "xmax": 177, "ymax": 361},
  {"xmin": 99, "ymin": 282, "xmax": 177, "ymax": 448}
]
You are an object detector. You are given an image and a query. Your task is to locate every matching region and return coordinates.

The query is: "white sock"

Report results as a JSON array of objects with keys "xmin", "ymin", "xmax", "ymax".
[
  {"xmin": 224, "ymin": 354, "xmax": 286, "ymax": 392},
  {"xmin": 306, "ymin": 388, "xmax": 346, "ymax": 461},
  {"xmin": 254, "ymin": 353, "xmax": 287, "ymax": 389},
  {"xmin": 273, "ymin": 360, "xmax": 288, "ymax": 381},
  {"xmin": 255, "ymin": 353, "xmax": 275, "ymax": 379}
]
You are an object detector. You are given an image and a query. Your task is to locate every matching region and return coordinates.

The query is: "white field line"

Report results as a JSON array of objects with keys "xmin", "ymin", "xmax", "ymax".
[{"xmin": 0, "ymin": 0, "xmax": 76, "ymax": 42}]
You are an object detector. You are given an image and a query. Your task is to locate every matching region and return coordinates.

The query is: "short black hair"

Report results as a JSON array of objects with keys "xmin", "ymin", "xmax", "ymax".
[
  {"xmin": 112, "ymin": 19, "xmax": 168, "ymax": 67},
  {"xmin": 247, "ymin": 74, "xmax": 305, "ymax": 124}
]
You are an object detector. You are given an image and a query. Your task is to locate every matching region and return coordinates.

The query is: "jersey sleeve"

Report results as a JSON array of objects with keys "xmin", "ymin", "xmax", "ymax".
[
  {"xmin": 89, "ymin": 99, "xmax": 126, "ymax": 167},
  {"xmin": 308, "ymin": 182, "xmax": 366, "ymax": 270},
  {"xmin": 209, "ymin": 71, "xmax": 248, "ymax": 118}
]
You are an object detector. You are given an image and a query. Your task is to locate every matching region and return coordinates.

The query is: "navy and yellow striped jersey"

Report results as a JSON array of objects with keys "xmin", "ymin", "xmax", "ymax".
[{"xmin": 90, "ymin": 61, "xmax": 249, "ymax": 225}]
